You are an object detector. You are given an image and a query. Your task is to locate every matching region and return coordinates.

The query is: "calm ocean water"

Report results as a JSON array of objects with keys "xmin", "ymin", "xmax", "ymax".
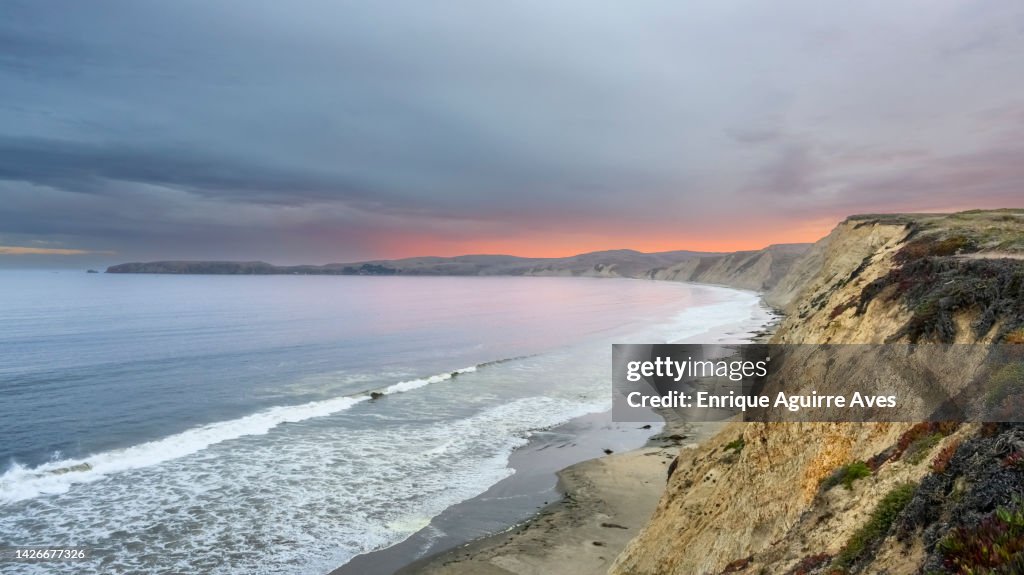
[{"xmin": 0, "ymin": 272, "xmax": 767, "ymax": 574}]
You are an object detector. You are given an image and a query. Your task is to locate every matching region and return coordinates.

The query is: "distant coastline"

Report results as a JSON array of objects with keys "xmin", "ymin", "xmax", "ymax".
[
  {"xmin": 104, "ymin": 249, "xmax": 725, "ymax": 275},
  {"xmin": 104, "ymin": 244, "xmax": 812, "ymax": 294}
]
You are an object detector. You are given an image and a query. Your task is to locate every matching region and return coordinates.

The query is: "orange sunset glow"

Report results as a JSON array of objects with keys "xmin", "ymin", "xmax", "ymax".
[{"xmin": 366, "ymin": 216, "xmax": 842, "ymax": 260}]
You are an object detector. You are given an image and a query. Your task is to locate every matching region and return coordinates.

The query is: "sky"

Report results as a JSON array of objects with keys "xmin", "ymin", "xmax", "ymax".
[{"xmin": 2, "ymin": 0, "xmax": 1024, "ymax": 267}]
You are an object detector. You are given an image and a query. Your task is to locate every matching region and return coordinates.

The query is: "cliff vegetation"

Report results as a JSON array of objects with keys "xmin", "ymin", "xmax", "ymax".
[{"xmin": 610, "ymin": 209, "xmax": 1024, "ymax": 575}]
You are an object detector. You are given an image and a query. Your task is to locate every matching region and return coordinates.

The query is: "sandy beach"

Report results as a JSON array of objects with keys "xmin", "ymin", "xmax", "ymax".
[
  {"xmin": 392, "ymin": 419, "xmax": 721, "ymax": 575},
  {"xmin": 329, "ymin": 409, "xmax": 683, "ymax": 575}
]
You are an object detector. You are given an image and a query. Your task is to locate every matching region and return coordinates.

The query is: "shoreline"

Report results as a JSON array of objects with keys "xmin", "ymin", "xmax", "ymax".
[
  {"xmin": 329, "ymin": 409, "xmax": 673, "ymax": 575},
  {"xmin": 331, "ymin": 287, "xmax": 776, "ymax": 575},
  {"xmin": 390, "ymin": 417, "xmax": 720, "ymax": 575}
]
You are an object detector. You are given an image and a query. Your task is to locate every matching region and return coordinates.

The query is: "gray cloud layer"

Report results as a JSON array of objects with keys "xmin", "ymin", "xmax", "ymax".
[{"xmin": 2, "ymin": 0, "xmax": 1024, "ymax": 264}]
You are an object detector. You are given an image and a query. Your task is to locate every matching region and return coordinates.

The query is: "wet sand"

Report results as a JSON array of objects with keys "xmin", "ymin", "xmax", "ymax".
[
  {"xmin": 390, "ymin": 417, "xmax": 721, "ymax": 575},
  {"xmin": 330, "ymin": 406, "xmax": 722, "ymax": 575},
  {"xmin": 330, "ymin": 410, "xmax": 680, "ymax": 575}
]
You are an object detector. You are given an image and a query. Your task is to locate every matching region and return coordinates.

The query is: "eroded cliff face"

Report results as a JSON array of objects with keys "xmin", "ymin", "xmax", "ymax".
[
  {"xmin": 649, "ymin": 244, "xmax": 809, "ymax": 293},
  {"xmin": 610, "ymin": 210, "xmax": 1024, "ymax": 575}
]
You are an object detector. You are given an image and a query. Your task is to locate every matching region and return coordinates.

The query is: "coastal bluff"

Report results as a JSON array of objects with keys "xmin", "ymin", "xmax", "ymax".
[{"xmin": 610, "ymin": 209, "xmax": 1024, "ymax": 575}]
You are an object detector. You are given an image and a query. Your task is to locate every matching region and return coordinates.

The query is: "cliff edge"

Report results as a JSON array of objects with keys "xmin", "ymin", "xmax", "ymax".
[{"xmin": 610, "ymin": 209, "xmax": 1024, "ymax": 575}]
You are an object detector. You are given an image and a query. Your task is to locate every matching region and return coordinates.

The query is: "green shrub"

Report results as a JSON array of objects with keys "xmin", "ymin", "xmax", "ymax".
[
  {"xmin": 832, "ymin": 482, "xmax": 917, "ymax": 570},
  {"xmin": 985, "ymin": 363, "xmax": 1024, "ymax": 409},
  {"xmin": 724, "ymin": 436, "xmax": 745, "ymax": 454},
  {"xmin": 820, "ymin": 461, "xmax": 872, "ymax": 492},
  {"xmin": 904, "ymin": 433, "xmax": 944, "ymax": 465}
]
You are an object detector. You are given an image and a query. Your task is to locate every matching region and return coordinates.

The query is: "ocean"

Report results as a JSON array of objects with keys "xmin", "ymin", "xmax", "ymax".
[{"xmin": 0, "ymin": 272, "xmax": 769, "ymax": 574}]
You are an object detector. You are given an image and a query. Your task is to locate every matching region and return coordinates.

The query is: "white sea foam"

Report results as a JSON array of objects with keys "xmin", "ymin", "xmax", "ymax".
[
  {"xmin": 663, "ymin": 285, "xmax": 772, "ymax": 344},
  {"xmin": 382, "ymin": 365, "xmax": 477, "ymax": 394},
  {"xmin": 0, "ymin": 393, "xmax": 608, "ymax": 575},
  {"xmin": 0, "ymin": 366, "xmax": 479, "ymax": 504}
]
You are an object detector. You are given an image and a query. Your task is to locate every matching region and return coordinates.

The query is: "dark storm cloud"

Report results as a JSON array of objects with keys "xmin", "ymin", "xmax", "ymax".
[
  {"xmin": 0, "ymin": 136, "xmax": 378, "ymax": 204},
  {"xmin": 2, "ymin": 0, "xmax": 1024, "ymax": 264}
]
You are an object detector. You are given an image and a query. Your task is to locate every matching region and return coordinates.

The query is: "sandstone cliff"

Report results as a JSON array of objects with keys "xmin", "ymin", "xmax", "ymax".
[
  {"xmin": 648, "ymin": 244, "xmax": 809, "ymax": 294},
  {"xmin": 610, "ymin": 209, "xmax": 1024, "ymax": 575}
]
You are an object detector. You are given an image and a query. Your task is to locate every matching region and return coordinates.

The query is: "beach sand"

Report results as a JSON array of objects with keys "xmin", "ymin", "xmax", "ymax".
[
  {"xmin": 330, "ymin": 410, "xmax": 675, "ymax": 575},
  {"xmin": 389, "ymin": 417, "xmax": 723, "ymax": 575}
]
